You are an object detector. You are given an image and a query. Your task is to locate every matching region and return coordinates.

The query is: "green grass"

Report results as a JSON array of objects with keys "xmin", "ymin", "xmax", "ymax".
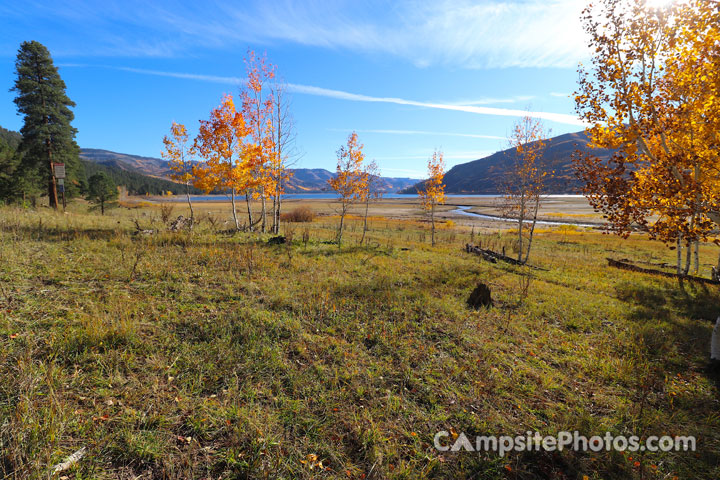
[{"xmin": 0, "ymin": 204, "xmax": 719, "ymax": 479}]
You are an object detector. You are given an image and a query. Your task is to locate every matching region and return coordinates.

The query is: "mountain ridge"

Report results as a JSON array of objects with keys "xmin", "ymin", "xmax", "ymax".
[
  {"xmin": 7, "ymin": 127, "xmax": 608, "ymax": 196},
  {"xmin": 80, "ymin": 148, "xmax": 418, "ymax": 193},
  {"xmin": 401, "ymin": 130, "xmax": 614, "ymax": 194}
]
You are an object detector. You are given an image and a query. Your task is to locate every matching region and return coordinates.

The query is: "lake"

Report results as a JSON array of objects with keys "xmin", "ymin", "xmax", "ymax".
[{"xmin": 157, "ymin": 193, "xmax": 585, "ymax": 202}]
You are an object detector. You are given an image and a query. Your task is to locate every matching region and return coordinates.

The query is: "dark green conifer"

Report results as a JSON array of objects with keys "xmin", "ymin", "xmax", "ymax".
[{"xmin": 12, "ymin": 41, "xmax": 85, "ymax": 207}]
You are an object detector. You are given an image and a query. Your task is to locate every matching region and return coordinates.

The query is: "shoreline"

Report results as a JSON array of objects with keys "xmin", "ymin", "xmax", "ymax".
[
  {"xmin": 450, "ymin": 206, "xmax": 604, "ymax": 228},
  {"xmin": 126, "ymin": 193, "xmax": 604, "ymax": 228},
  {"xmin": 143, "ymin": 193, "xmax": 586, "ymax": 203}
]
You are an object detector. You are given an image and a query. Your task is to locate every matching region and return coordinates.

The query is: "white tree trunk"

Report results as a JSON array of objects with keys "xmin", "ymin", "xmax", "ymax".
[
  {"xmin": 524, "ymin": 195, "xmax": 540, "ymax": 265},
  {"xmin": 230, "ymin": 188, "xmax": 240, "ymax": 231},
  {"xmin": 260, "ymin": 188, "xmax": 267, "ymax": 233},
  {"xmin": 186, "ymin": 181, "xmax": 194, "ymax": 230}
]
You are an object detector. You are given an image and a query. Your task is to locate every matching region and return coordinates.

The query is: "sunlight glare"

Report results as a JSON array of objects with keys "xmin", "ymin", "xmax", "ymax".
[{"xmin": 646, "ymin": 0, "xmax": 675, "ymax": 9}]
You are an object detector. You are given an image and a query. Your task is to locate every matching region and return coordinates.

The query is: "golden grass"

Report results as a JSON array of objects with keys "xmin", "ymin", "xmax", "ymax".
[{"xmin": 0, "ymin": 202, "xmax": 718, "ymax": 479}]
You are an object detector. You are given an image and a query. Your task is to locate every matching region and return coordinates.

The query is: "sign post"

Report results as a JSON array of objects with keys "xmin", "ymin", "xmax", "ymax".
[{"xmin": 52, "ymin": 164, "xmax": 66, "ymax": 210}]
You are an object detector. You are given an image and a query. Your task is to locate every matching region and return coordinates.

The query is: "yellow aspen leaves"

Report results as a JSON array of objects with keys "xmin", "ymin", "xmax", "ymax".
[
  {"xmin": 574, "ymin": 0, "xmax": 720, "ymax": 247},
  {"xmin": 418, "ymin": 150, "xmax": 445, "ymax": 246}
]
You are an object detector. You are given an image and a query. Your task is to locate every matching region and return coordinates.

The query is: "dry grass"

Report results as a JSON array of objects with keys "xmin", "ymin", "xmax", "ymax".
[{"xmin": 0, "ymin": 202, "xmax": 719, "ymax": 479}]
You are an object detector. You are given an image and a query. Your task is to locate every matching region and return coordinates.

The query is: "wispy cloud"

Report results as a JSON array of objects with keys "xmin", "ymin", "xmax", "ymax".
[
  {"xmin": 329, "ymin": 128, "xmax": 506, "ymax": 140},
  {"xmin": 11, "ymin": 0, "xmax": 589, "ymax": 68},
  {"xmin": 448, "ymin": 95, "xmax": 535, "ymax": 106},
  {"xmin": 114, "ymin": 66, "xmax": 244, "ymax": 85},
  {"xmin": 68, "ymin": 64, "xmax": 586, "ymax": 126},
  {"xmin": 283, "ymin": 86, "xmax": 586, "ymax": 126},
  {"xmin": 209, "ymin": 0, "xmax": 590, "ymax": 68}
]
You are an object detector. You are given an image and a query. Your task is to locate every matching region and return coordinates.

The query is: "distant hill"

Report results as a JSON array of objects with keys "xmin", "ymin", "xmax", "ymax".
[
  {"xmin": 80, "ymin": 148, "xmax": 206, "ymax": 195},
  {"xmin": 81, "ymin": 160, "xmax": 204, "ymax": 196},
  {"xmin": 81, "ymin": 148, "xmax": 417, "ymax": 193},
  {"xmin": 379, "ymin": 176, "xmax": 419, "ymax": 193},
  {"xmin": 402, "ymin": 130, "xmax": 615, "ymax": 194},
  {"xmin": 80, "ymin": 148, "xmax": 173, "ymax": 178},
  {"xmin": 8, "ymin": 131, "xmax": 605, "ymax": 196},
  {"xmin": 286, "ymin": 168, "xmax": 334, "ymax": 192},
  {"xmin": 284, "ymin": 168, "xmax": 416, "ymax": 193}
]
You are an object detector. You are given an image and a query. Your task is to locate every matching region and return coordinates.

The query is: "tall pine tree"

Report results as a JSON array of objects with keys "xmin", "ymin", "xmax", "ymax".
[{"xmin": 12, "ymin": 41, "xmax": 85, "ymax": 207}]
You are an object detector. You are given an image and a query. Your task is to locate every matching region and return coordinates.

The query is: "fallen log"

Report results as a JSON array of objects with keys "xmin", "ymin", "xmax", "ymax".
[
  {"xmin": 607, "ymin": 258, "xmax": 720, "ymax": 285},
  {"xmin": 465, "ymin": 244, "xmax": 547, "ymax": 270},
  {"xmin": 465, "ymin": 243, "xmax": 497, "ymax": 263}
]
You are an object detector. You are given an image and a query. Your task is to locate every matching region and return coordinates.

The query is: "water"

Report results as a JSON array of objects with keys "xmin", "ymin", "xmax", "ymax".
[
  {"xmin": 153, "ymin": 193, "xmax": 599, "ymax": 227},
  {"xmin": 451, "ymin": 205, "xmax": 601, "ymax": 228},
  {"xmin": 156, "ymin": 193, "xmax": 585, "ymax": 202}
]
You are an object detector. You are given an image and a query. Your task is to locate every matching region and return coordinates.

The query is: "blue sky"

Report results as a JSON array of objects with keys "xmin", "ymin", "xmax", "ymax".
[{"xmin": 0, "ymin": 0, "xmax": 591, "ymax": 178}]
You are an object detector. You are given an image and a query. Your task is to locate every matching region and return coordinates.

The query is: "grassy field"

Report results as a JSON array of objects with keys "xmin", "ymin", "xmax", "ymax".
[{"xmin": 1, "ymin": 200, "xmax": 719, "ymax": 479}]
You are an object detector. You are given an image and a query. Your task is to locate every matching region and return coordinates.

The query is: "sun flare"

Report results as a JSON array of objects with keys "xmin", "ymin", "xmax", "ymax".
[{"xmin": 646, "ymin": 0, "xmax": 676, "ymax": 9}]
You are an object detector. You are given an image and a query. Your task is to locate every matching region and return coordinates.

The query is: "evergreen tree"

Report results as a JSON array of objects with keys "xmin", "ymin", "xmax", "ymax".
[
  {"xmin": 0, "ymin": 137, "xmax": 19, "ymax": 203},
  {"xmin": 12, "ymin": 41, "xmax": 85, "ymax": 207},
  {"xmin": 0, "ymin": 126, "xmax": 24, "ymax": 203},
  {"xmin": 86, "ymin": 172, "xmax": 117, "ymax": 215},
  {"xmin": 0, "ymin": 125, "xmax": 22, "ymax": 150}
]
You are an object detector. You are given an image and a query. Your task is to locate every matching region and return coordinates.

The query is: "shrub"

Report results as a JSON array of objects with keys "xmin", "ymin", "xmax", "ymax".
[
  {"xmin": 281, "ymin": 206, "xmax": 315, "ymax": 223},
  {"xmin": 159, "ymin": 203, "xmax": 175, "ymax": 224}
]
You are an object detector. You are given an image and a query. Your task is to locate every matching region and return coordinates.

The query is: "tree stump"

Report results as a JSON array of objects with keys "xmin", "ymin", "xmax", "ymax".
[{"xmin": 467, "ymin": 282, "xmax": 493, "ymax": 309}]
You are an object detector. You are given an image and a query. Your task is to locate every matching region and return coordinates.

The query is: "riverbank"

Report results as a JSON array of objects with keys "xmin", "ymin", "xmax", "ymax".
[{"xmin": 131, "ymin": 194, "xmax": 604, "ymax": 229}]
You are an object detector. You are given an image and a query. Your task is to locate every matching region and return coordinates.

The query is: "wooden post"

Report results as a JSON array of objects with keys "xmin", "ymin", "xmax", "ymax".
[{"xmin": 51, "ymin": 163, "xmax": 65, "ymax": 211}]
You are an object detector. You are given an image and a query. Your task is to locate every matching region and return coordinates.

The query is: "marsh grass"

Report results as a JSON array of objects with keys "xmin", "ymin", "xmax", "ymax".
[{"xmin": 0, "ymin": 204, "xmax": 718, "ymax": 479}]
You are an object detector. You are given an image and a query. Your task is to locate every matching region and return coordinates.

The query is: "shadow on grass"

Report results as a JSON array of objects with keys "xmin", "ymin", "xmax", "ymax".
[
  {"xmin": 0, "ymin": 222, "xmax": 125, "ymax": 242},
  {"xmin": 616, "ymin": 279, "xmax": 720, "ymax": 390},
  {"xmin": 297, "ymin": 243, "xmax": 398, "ymax": 259},
  {"xmin": 2, "ymin": 222, "xmax": 269, "ymax": 246},
  {"xmin": 616, "ymin": 279, "xmax": 719, "ymax": 321}
]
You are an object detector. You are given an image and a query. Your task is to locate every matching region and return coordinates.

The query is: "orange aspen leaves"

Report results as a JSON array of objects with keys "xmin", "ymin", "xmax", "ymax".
[
  {"xmin": 574, "ymin": 0, "xmax": 720, "ymax": 246},
  {"xmin": 193, "ymin": 94, "xmax": 249, "ymax": 195}
]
